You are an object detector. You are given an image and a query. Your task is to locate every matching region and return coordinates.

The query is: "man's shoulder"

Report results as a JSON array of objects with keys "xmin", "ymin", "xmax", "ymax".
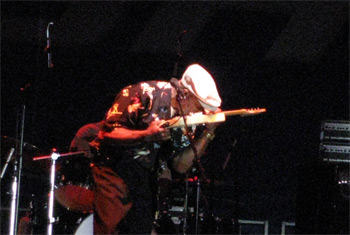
[
  {"xmin": 119, "ymin": 80, "xmax": 170, "ymax": 93},
  {"xmin": 124, "ymin": 81, "xmax": 172, "ymax": 98},
  {"xmin": 135, "ymin": 80, "xmax": 170, "ymax": 88}
]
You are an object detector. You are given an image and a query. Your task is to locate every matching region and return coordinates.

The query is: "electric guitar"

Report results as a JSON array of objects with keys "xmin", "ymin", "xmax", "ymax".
[{"xmin": 159, "ymin": 108, "xmax": 266, "ymax": 129}]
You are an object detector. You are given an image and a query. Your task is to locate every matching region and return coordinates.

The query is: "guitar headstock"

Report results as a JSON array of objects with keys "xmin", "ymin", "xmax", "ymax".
[{"xmin": 240, "ymin": 108, "xmax": 266, "ymax": 116}]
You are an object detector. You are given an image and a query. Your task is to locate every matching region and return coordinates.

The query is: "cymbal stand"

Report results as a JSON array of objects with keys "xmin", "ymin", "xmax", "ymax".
[
  {"xmin": 31, "ymin": 149, "xmax": 60, "ymax": 235},
  {"xmin": 47, "ymin": 151, "xmax": 59, "ymax": 235},
  {"xmin": 33, "ymin": 150, "xmax": 86, "ymax": 235}
]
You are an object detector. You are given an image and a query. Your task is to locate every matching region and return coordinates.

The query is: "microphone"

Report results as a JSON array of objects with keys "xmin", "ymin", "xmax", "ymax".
[
  {"xmin": 46, "ymin": 22, "xmax": 54, "ymax": 68},
  {"xmin": 170, "ymin": 78, "xmax": 186, "ymax": 100},
  {"xmin": 0, "ymin": 148, "xmax": 15, "ymax": 179}
]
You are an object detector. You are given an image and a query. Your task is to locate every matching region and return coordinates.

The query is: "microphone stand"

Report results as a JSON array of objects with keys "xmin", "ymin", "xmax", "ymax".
[
  {"xmin": 173, "ymin": 92, "xmax": 204, "ymax": 235},
  {"xmin": 193, "ymin": 154, "xmax": 205, "ymax": 234},
  {"xmin": 6, "ymin": 21, "xmax": 55, "ymax": 235},
  {"xmin": 8, "ymin": 84, "xmax": 28, "ymax": 235},
  {"xmin": 7, "ymin": 21, "xmax": 54, "ymax": 235},
  {"xmin": 171, "ymin": 29, "xmax": 205, "ymax": 235},
  {"xmin": 172, "ymin": 30, "xmax": 187, "ymax": 78},
  {"xmin": 189, "ymin": 138, "xmax": 206, "ymax": 235}
]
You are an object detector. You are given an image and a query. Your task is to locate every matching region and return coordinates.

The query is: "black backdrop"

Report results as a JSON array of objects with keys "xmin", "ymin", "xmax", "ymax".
[{"xmin": 1, "ymin": 2, "xmax": 349, "ymax": 234}]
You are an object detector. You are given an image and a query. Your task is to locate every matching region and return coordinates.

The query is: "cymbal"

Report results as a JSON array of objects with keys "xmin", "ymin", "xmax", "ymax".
[
  {"xmin": 1, "ymin": 136, "xmax": 44, "ymax": 153},
  {"xmin": 1, "ymin": 136, "xmax": 49, "ymax": 174},
  {"xmin": 1, "ymin": 136, "xmax": 46, "ymax": 154}
]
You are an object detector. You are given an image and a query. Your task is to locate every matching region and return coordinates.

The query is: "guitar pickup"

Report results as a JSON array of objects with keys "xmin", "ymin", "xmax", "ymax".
[{"xmin": 160, "ymin": 122, "xmax": 170, "ymax": 128}]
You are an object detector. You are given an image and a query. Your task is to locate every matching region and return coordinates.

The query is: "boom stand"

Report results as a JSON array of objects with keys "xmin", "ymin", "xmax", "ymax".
[{"xmin": 8, "ymin": 101, "xmax": 27, "ymax": 235}]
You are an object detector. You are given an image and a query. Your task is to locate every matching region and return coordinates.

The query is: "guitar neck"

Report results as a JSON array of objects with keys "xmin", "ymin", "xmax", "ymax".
[
  {"xmin": 160, "ymin": 108, "xmax": 266, "ymax": 129},
  {"xmin": 162, "ymin": 112, "xmax": 226, "ymax": 129},
  {"xmin": 222, "ymin": 109, "xmax": 265, "ymax": 116}
]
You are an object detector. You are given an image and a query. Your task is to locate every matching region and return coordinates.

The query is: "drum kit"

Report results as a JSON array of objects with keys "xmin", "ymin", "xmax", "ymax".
[
  {"xmin": 153, "ymin": 177, "xmax": 240, "ymax": 235},
  {"xmin": 1, "ymin": 136, "xmax": 240, "ymax": 235},
  {"xmin": 1, "ymin": 136, "xmax": 95, "ymax": 235}
]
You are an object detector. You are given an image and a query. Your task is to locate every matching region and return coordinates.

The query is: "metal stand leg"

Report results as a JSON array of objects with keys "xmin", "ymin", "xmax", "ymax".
[
  {"xmin": 195, "ymin": 178, "xmax": 200, "ymax": 234},
  {"xmin": 0, "ymin": 148, "xmax": 16, "ymax": 235},
  {"xmin": 182, "ymin": 175, "xmax": 189, "ymax": 235},
  {"xmin": 9, "ymin": 174, "xmax": 18, "ymax": 235},
  {"xmin": 47, "ymin": 151, "xmax": 59, "ymax": 235}
]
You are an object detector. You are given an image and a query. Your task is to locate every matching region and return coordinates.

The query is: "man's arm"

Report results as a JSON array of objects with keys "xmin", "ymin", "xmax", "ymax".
[
  {"xmin": 172, "ymin": 122, "xmax": 218, "ymax": 174},
  {"xmin": 70, "ymin": 122, "xmax": 102, "ymax": 158},
  {"xmin": 96, "ymin": 120, "xmax": 170, "ymax": 146}
]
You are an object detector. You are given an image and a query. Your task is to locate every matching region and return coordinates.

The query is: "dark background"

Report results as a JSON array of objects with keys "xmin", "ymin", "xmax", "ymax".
[{"xmin": 1, "ymin": 1, "xmax": 349, "ymax": 234}]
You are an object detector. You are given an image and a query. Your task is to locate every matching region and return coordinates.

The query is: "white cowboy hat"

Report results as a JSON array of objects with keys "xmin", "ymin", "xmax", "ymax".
[{"xmin": 180, "ymin": 64, "xmax": 222, "ymax": 111}]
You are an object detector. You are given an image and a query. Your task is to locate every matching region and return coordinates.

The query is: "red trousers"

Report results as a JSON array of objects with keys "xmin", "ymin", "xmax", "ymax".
[{"xmin": 92, "ymin": 166, "xmax": 132, "ymax": 234}]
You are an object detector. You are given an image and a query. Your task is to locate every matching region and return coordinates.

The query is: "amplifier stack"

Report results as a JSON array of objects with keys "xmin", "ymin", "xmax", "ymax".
[
  {"xmin": 319, "ymin": 119, "xmax": 349, "ymax": 202},
  {"xmin": 319, "ymin": 120, "xmax": 350, "ymax": 163}
]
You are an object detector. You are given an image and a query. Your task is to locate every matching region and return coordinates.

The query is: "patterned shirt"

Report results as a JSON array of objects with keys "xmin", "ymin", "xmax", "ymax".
[
  {"xmin": 99, "ymin": 80, "xmax": 205, "ymax": 170},
  {"xmin": 101, "ymin": 81, "xmax": 173, "ymax": 169}
]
